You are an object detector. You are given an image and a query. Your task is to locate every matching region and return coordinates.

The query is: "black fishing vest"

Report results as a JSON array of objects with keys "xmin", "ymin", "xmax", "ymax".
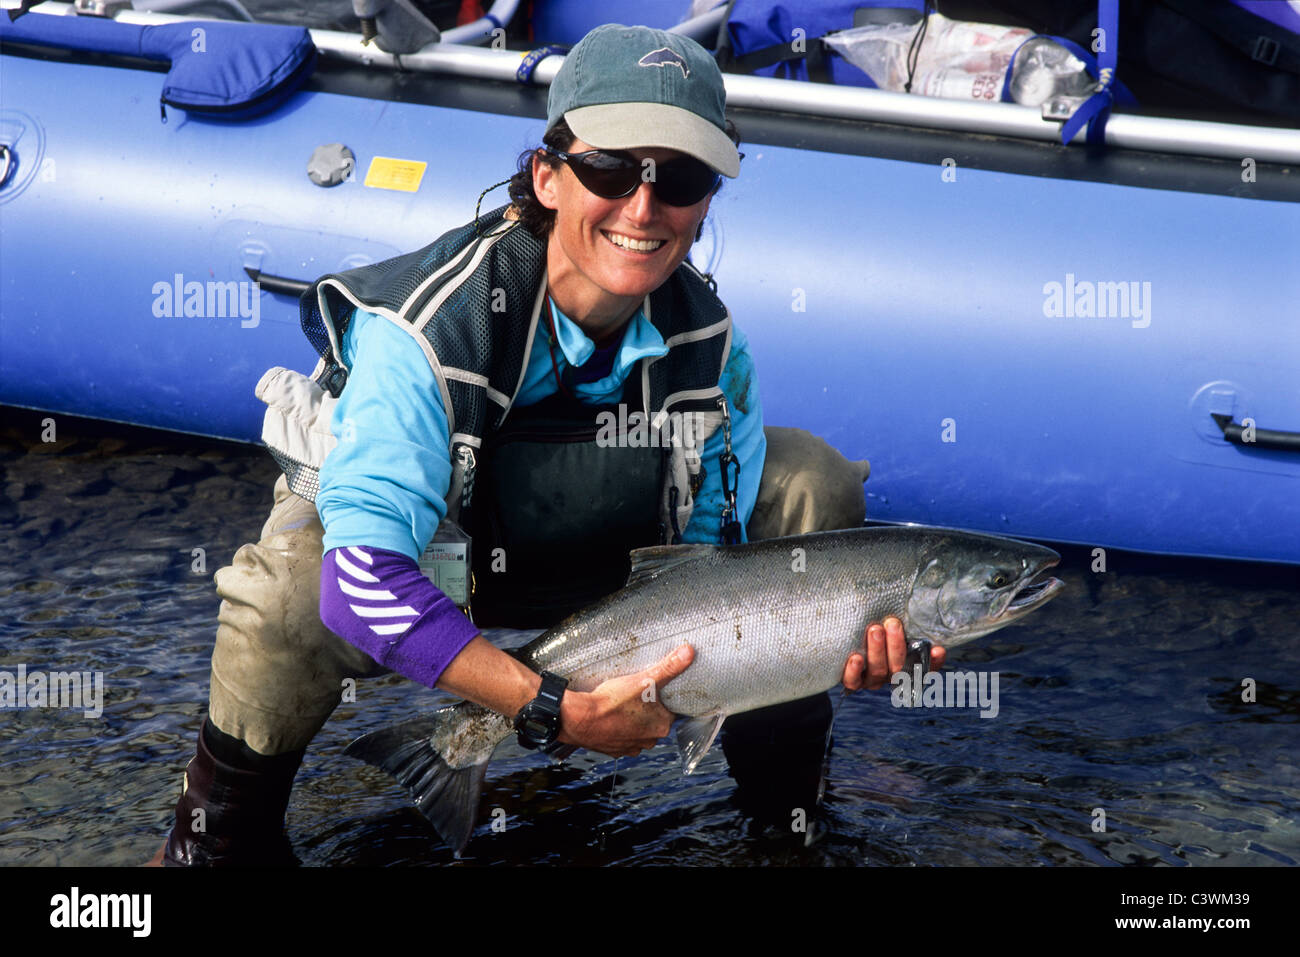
[{"xmin": 281, "ymin": 206, "xmax": 734, "ymax": 623}]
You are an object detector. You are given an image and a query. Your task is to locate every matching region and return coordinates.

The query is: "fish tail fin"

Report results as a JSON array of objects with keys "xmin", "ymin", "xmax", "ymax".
[{"xmin": 344, "ymin": 702, "xmax": 511, "ymax": 856}]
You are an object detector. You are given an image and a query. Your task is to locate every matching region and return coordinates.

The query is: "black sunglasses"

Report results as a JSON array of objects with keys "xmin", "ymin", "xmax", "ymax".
[{"xmin": 540, "ymin": 146, "xmax": 725, "ymax": 207}]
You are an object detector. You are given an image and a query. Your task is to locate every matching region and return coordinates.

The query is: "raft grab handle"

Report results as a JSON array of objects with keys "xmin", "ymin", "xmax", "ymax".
[
  {"xmin": 1211, "ymin": 413, "xmax": 1300, "ymax": 452},
  {"xmin": 244, "ymin": 266, "xmax": 311, "ymax": 297}
]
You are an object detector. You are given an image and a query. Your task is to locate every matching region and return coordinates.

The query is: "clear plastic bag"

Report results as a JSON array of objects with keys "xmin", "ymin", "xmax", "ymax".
[{"xmin": 823, "ymin": 12, "xmax": 1089, "ymax": 106}]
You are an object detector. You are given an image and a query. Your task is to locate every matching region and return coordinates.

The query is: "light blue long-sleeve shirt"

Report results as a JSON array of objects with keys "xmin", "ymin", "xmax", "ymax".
[{"xmin": 317, "ymin": 298, "xmax": 766, "ymax": 559}]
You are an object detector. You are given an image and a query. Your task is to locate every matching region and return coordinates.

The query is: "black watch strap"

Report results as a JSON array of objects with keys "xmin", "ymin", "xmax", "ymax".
[{"xmin": 514, "ymin": 671, "xmax": 569, "ymax": 750}]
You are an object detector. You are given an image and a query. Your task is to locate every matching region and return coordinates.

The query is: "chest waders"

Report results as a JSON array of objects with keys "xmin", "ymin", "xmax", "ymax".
[{"xmin": 465, "ymin": 388, "xmax": 666, "ymax": 628}]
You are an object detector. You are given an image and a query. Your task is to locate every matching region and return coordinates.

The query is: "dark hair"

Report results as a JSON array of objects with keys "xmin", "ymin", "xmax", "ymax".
[{"xmin": 506, "ymin": 117, "xmax": 742, "ymax": 240}]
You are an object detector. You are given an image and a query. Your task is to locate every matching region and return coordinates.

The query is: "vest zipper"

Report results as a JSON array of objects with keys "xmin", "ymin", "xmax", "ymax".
[{"xmin": 455, "ymin": 443, "xmax": 477, "ymax": 509}]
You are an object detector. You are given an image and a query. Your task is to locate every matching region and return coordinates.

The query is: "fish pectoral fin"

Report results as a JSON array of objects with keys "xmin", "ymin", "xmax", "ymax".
[
  {"xmin": 676, "ymin": 712, "xmax": 727, "ymax": 775},
  {"xmin": 626, "ymin": 543, "xmax": 717, "ymax": 587}
]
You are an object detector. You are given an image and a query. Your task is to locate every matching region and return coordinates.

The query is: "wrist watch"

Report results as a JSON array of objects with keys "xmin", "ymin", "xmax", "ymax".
[{"xmin": 514, "ymin": 671, "xmax": 569, "ymax": 750}]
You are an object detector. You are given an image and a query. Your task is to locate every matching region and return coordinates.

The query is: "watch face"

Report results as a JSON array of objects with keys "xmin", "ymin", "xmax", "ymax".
[
  {"xmin": 517, "ymin": 705, "xmax": 557, "ymax": 748},
  {"xmin": 517, "ymin": 674, "xmax": 566, "ymax": 748}
]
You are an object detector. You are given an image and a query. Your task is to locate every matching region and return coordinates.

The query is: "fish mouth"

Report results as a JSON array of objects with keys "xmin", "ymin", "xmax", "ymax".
[{"xmin": 998, "ymin": 558, "xmax": 1064, "ymax": 620}]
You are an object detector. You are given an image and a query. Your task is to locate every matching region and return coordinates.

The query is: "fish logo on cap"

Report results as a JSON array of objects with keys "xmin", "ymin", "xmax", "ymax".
[{"xmin": 637, "ymin": 47, "xmax": 690, "ymax": 79}]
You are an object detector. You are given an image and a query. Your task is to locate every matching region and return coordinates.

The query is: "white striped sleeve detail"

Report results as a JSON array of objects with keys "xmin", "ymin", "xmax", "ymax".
[
  {"xmin": 369, "ymin": 622, "xmax": 413, "ymax": 636},
  {"xmin": 336, "ymin": 551, "xmax": 380, "ymax": 583},
  {"xmin": 348, "ymin": 603, "xmax": 419, "ymax": 619},
  {"xmin": 338, "ymin": 578, "xmax": 397, "ymax": 601},
  {"xmin": 347, "ymin": 546, "xmax": 374, "ymax": 565}
]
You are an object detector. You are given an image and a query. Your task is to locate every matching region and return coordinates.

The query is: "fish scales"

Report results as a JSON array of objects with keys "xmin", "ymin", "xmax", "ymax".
[
  {"xmin": 520, "ymin": 532, "xmax": 921, "ymax": 716},
  {"xmin": 344, "ymin": 525, "xmax": 1065, "ymax": 854}
]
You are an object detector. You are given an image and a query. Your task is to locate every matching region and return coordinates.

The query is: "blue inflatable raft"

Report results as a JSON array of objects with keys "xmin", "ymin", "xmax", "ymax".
[{"xmin": 2, "ymin": 1, "xmax": 1298, "ymax": 565}]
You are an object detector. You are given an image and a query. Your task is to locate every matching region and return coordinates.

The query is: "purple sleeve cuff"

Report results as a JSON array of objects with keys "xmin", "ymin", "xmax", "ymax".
[{"xmin": 320, "ymin": 545, "xmax": 480, "ymax": 689}]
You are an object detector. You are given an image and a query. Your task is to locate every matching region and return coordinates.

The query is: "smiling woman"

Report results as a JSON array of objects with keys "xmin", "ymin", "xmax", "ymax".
[{"xmin": 156, "ymin": 21, "xmax": 884, "ymax": 866}]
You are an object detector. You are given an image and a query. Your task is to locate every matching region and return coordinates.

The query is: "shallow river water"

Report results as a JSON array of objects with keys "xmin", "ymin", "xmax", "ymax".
[{"xmin": 1, "ymin": 408, "xmax": 1297, "ymax": 866}]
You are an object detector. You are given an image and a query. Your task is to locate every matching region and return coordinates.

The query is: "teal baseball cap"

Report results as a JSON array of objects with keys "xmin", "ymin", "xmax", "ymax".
[{"xmin": 547, "ymin": 24, "xmax": 740, "ymax": 178}]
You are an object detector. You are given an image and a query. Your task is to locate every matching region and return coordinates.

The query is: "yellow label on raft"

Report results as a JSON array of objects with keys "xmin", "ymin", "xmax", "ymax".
[{"xmin": 364, "ymin": 156, "xmax": 427, "ymax": 192}]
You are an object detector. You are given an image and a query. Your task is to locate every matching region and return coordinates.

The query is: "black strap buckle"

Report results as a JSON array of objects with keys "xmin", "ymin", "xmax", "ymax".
[
  {"xmin": 321, "ymin": 363, "xmax": 348, "ymax": 398},
  {"xmin": 1253, "ymin": 35, "xmax": 1280, "ymax": 66}
]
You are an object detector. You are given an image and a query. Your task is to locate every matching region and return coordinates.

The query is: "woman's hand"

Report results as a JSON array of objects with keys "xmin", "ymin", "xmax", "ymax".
[
  {"xmin": 841, "ymin": 618, "xmax": 946, "ymax": 691},
  {"xmin": 557, "ymin": 644, "xmax": 695, "ymax": 757}
]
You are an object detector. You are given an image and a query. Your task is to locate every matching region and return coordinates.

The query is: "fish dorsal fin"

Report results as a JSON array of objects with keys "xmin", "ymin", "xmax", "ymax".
[
  {"xmin": 626, "ymin": 543, "xmax": 717, "ymax": 587},
  {"xmin": 676, "ymin": 712, "xmax": 727, "ymax": 775}
]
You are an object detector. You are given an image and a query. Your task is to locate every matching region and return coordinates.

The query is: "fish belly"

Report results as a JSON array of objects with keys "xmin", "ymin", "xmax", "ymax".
[{"xmin": 554, "ymin": 597, "xmax": 870, "ymax": 718}]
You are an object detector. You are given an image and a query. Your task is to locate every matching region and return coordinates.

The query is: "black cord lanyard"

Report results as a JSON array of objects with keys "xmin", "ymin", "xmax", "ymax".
[
  {"xmin": 718, "ymin": 395, "xmax": 742, "ymax": 545},
  {"xmin": 543, "ymin": 295, "xmax": 574, "ymax": 399}
]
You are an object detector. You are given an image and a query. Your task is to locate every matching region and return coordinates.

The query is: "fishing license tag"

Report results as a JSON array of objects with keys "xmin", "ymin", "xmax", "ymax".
[{"xmin": 418, "ymin": 519, "xmax": 472, "ymax": 610}]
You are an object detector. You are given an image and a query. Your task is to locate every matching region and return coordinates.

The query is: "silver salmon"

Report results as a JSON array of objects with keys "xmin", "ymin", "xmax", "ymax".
[{"xmin": 344, "ymin": 525, "xmax": 1064, "ymax": 852}]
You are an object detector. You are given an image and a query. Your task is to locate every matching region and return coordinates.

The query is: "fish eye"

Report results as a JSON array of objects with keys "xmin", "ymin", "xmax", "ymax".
[{"xmin": 988, "ymin": 572, "xmax": 1010, "ymax": 589}]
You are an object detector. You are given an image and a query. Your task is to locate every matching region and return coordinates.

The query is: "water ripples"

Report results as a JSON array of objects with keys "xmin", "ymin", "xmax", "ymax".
[{"xmin": 2, "ymin": 408, "xmax": 1297, "ymax": 866}]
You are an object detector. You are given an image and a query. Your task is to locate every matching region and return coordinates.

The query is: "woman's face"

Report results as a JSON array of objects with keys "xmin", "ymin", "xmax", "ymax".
[{"xmin": 533, "ymin": 137, "xmax": 713, "ymax": 333}]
